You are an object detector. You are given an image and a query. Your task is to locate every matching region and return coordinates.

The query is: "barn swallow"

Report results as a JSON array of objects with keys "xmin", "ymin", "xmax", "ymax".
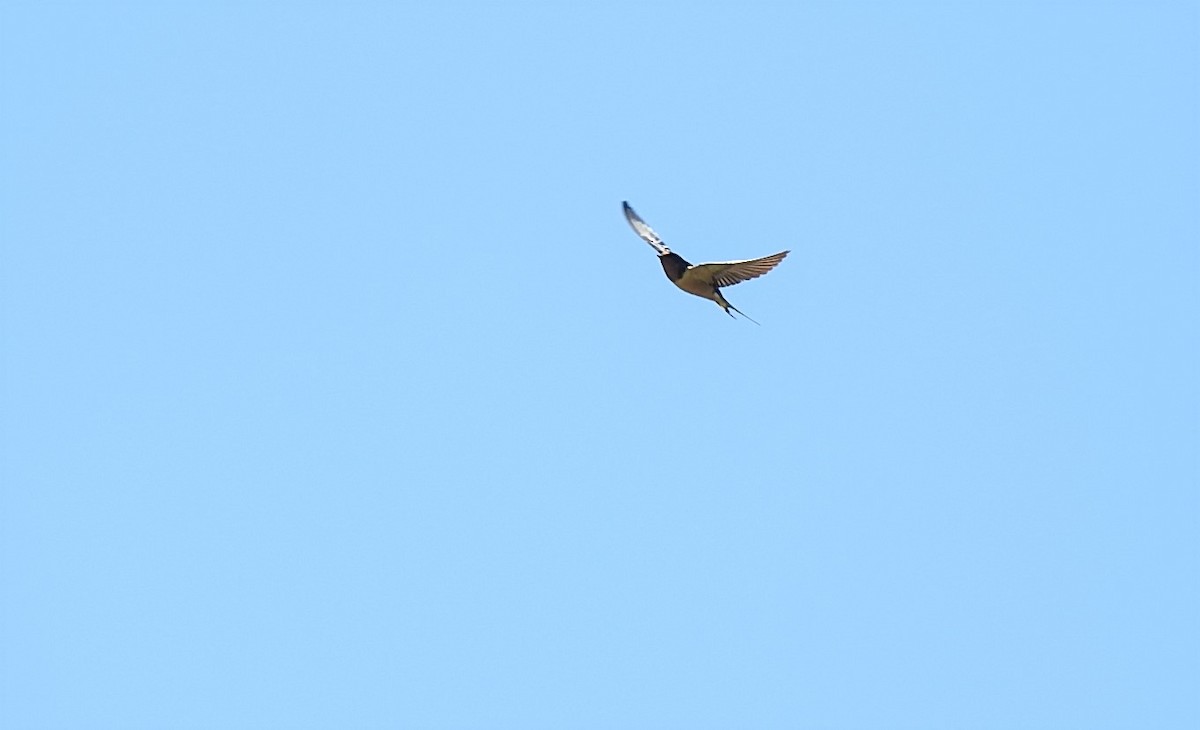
[{"xmin": 622, "ymin": 201, "xmax": 788, "ymax": 324}]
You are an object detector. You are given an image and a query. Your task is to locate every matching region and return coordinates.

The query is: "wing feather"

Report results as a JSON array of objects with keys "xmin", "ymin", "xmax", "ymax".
[
  {"xmin": 688, "ymin": 251, "xmax": 790, "ymax": 288},
  {"xmin": 622, "ymin": 201, "xmax": 670, "ymax": 254}
]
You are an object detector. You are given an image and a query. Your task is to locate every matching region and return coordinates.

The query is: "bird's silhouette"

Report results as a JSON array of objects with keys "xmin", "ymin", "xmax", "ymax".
[{"xmin": 622, "ymin": 201, "xmax": 788, "ymax": 324}]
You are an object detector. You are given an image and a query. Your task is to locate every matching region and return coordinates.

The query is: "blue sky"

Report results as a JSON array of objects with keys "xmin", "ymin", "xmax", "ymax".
[{"xmin": 2, "ymin": 1, "xmax": 1197, "ymax": 728}]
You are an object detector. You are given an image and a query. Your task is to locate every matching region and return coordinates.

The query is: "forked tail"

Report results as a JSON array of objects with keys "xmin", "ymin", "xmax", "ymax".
[
  {"xmin": 728, "ymin": 303, "xmax": 761, "ymax": 325},
  {"xmin": 721, "ymin": 300, "xmax": 761, "ymax": 325}
]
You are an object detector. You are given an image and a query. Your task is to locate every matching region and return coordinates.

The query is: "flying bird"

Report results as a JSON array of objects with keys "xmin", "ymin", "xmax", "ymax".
[{"xmin": 622, "ymin": 201, "xmax": 789, "ymax": 324}]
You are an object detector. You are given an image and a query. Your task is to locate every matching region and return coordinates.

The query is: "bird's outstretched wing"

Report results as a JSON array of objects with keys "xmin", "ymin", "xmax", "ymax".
[
  {"xmin": 689, "ymin": 251, "xmax": 790, "ymax": 288},
  {"xmin": 622, "ymin": 201, "xmax": 670, "ymax": 255}
]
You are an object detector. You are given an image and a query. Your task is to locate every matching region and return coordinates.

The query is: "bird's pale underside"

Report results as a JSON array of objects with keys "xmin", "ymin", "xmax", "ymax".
[{"xmin": 622, "ymin": 201, "xmax": 789, "ymax": 324}]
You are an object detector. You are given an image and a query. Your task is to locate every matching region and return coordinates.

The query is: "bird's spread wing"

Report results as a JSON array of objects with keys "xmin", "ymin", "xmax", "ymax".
[
  {"xmin": 688, "ymin": 251, "xmax": 790, "ymax": 288},
  {"xmin": 622, "ymin": 201, "xmax": 670, "ymax": 255}
]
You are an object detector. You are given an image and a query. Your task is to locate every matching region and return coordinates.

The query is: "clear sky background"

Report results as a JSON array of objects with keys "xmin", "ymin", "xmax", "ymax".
[{"xmin": 2, "ymin": 2, "xmax": 1197, "ymax": 728}]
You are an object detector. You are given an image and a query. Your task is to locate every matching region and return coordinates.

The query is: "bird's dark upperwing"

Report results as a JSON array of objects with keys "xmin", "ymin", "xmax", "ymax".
[
  {"xmin": 622, "ymin": 201, "xmax": 670, "ymax": 255},
  {"xmin": 689, "ymin": 251, "xmax": 790, "ymax": 287}
]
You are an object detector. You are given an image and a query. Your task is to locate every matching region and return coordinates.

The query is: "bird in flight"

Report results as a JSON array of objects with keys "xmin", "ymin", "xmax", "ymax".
[{"xmin": 622, "ymin": 201, "xmax": 789, "ymax": 324}]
